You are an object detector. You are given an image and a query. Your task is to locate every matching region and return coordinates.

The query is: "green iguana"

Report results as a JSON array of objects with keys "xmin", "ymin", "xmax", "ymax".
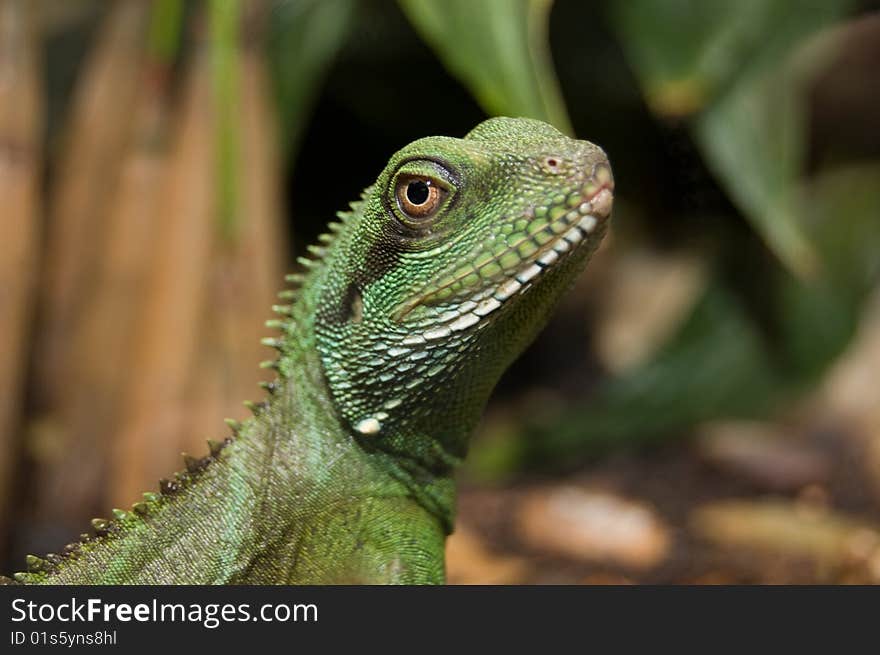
[{"xmin": 7, "ymin": 117, "xmax": 613, "ymax": 584}]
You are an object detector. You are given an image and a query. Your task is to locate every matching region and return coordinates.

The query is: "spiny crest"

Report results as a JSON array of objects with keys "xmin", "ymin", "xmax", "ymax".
[
  {"xmin": 11, "ymin": 191, "xmax": 366, "ymax": 583},
  {"xmin": 268, "ymin": 186, "xmax": 369, "ymax": 324},
  {"xmin": 183, "ymin": 454, "xmax": 202, "ymax": 474},
  {"xmin": 10, "ymin": 429, "xmax": 240, "ymax": 583},
  {"xmin": 261, "ymin": 195, "xmax": 359, "ymax": 369},
  {"xmin": 243, "ymin": 399, "xmax": 269, "ymax": 415},
  {"xmin": 335, "ymin": 184, "xmax": 372, "ymax": 225},
  {"xmin": 26, "ymin": 554, "xmax": 48, "ymax": 572}
]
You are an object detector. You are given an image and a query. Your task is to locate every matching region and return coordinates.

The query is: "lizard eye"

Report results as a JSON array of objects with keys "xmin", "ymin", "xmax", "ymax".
[{"xmin": 395, "ymin": 175, "xmax": 445, "ymax": 220}]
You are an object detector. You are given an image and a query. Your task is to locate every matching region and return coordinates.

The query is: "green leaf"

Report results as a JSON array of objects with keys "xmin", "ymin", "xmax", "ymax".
[
  {"xmin": 268, "ymin": 0, "xmax": 357, "ymax": 155},
  {"xmin": 799, "ymin": 163, "xmax": 880, "ymax": 292},
  {"xmin": 777, "ymin": 163, "xmax": 880, "ymax": 382},
  {"xmin": 610, "ymin": 0, "xmax": 774, "ymax": 118},
  {"xmin": 468, "ymin": 162, "xmax": 880, "ymax": 478},
  {"xmin": 398, "ymin": 0, "xmax": 571, "ymax": 134},
  {"xmin": 610, "ymin": 0, "xmax": 849, "ymax": 119},
  {"xmin": 210, "ymin": 0, "xmax": 241, "ymax": 238},
  {"xmin": 611, "ymin": 0, "xmax": 853, "ymax": 277},
  {"xmin": 148, "ymin": 0, "xmax": 184, "ymax": 64},
  {"xmin": 693, "ymin": 64, "xmax": 818, "ymax": 276},
  {"xmin": 468, "ymin": 281, "xmax": 781, "ymax": 478}
]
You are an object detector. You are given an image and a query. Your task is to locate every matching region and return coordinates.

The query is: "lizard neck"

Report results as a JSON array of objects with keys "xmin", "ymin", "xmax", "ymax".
[
  {"xmin": 273, "ymin": 274, "xmax": 458, "ymax": 534},
  {"xmin": 28, "ymin": 308, "xmax": 450, "ymax": 584},
  {"xmin": 301, "ymin": 205, "xmax": 488, "ymax": 485},
  {"xmin": 25, "ymin": 264, "xmax": 452, "ymax": 584}
]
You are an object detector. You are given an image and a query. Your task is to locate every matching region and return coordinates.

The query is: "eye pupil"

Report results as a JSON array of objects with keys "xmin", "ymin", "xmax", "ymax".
[
  {"xmin": 406, "ymin": 180, "xmax": 430, "ymax": 205},
  {"xmin": 394, "ymin": 173, "xmax": 446, "ymax": 223}
]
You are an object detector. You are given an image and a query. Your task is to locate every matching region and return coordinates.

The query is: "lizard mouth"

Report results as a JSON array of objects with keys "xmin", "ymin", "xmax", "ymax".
[
  {"xmin": 395, "ymin": 163, "xmax": 613, "ymax": 332},
  {"xmin": 459, "ymin": 180, "xmax": 613, "ymax": 323}
]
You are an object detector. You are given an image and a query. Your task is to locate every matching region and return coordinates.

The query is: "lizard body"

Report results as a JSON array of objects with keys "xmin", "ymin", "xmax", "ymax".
[{"xmin": 9, "ymin": 117, "xmax": 613, "ymax": 584}]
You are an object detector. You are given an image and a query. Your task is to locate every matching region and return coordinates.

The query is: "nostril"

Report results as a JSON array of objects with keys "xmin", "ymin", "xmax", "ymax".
[{"xmin": 542, "ymin": 156, "xmax": 562, "ymax": 174}]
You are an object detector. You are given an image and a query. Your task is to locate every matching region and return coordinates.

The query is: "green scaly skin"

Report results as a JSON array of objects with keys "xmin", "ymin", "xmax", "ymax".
[{"xmin": 7, "ymin": 117, "xmax": 613, "ymax": 584}]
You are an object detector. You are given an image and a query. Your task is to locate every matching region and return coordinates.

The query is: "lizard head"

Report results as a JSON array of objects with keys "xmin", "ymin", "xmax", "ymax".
[{"xmin": 311, "ymin": 117, "xmax": 613, "ymax": 472}]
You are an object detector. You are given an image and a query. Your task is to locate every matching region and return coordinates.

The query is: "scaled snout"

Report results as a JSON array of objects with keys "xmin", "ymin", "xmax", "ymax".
[{"xmin": 583, "ymin": 161, "xmax": 614, "ymax": 219}]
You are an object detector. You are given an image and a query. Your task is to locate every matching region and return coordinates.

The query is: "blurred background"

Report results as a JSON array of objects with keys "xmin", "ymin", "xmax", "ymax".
[{"xmin": 1, "ymin": 0, "xmax": 879, "ymax": 583}]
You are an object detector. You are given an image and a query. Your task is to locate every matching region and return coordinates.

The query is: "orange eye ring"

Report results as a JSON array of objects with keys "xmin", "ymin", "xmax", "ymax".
[{"xmin": 395, "ymin": 175, "xmax": 444, "ymax": 220}]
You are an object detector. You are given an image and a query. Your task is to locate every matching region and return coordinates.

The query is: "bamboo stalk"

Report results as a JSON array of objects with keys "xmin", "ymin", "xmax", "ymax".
[
  {"xmin": 107, "ymin": 2, "xmax": 286, "ymax": 505},
  {"xmin": 237, "ymin": 11, "xmax": 288, "ymax": 345},
  {"xmin": 180, "ymin": 5, "xmax": 286, "ymax": 457},
  {"xmin": 33, "ymin": 71, "xmax": 172, "ymax": 527},
  {"xmin": 35, "ymin": 0, "xmax": 148, "ymax": 409},
  {"xmin": 109, "ymin": 48, "xmax": 217, "ymax": 506},
  {"xmin": 0, "ymin": 0, "xmax": 42, "ymax": 539}
]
